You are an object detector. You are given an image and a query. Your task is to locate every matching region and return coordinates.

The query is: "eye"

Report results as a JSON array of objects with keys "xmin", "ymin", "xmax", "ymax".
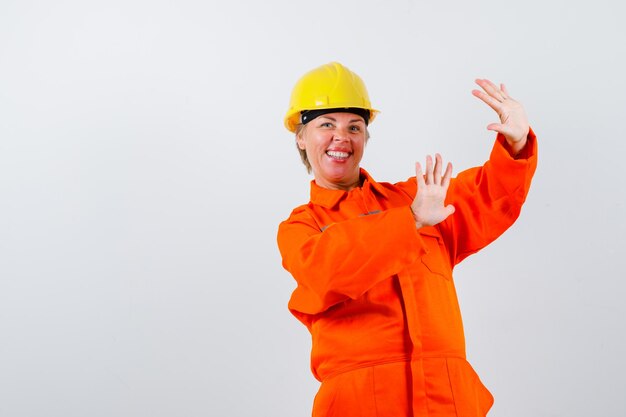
[
  {"xmin": 319, "ymin": 122, "xmax": 333, "ymax": 128},
  {"xmin": 349, "ymin": 125, "xmax": 362, "ymax": 132}
]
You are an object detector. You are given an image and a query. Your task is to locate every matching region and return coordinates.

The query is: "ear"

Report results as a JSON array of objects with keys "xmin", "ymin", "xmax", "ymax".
[{"xmin": 296, "ymin": 133, "xmax": 306, "ymax": 150}]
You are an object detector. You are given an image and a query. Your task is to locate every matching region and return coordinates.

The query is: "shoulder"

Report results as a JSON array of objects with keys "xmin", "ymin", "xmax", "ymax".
[
  {"xmin": 278, "ymin": 202, "xmax": 322, "ymax": 232},
  {"xmin": 281, "ymin": 202, "xmax": 313, "ymax": 223}
]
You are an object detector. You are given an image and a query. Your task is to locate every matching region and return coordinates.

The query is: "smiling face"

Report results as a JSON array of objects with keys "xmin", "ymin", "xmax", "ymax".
[{"xmin": 296, "ymin": 112, "xmax": 367, "ymax": 191}]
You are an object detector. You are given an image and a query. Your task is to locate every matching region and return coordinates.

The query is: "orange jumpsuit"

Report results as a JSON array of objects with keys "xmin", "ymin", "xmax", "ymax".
[{"xmin": 277, "ymin": 132, "xmax": 537, "ymax": 417}]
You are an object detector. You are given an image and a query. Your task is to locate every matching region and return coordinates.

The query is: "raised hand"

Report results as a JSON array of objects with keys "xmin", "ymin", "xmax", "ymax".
[
  {"xmin": 472, "ymin": 79, "xmax": 529, "ymax": 155},
  {"xmin": 411, "ymin": 154, "xmax": 455, "ymax": 229}
]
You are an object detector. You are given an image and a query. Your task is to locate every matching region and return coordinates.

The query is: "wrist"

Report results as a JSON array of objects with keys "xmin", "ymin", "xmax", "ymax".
[
  {"xmin": 411, "ymin": 208, "xmax": 425, "ymax": 229},
  {"xmin": 506, "ymin": 137, "xmax": 527, "ymax": 158}
]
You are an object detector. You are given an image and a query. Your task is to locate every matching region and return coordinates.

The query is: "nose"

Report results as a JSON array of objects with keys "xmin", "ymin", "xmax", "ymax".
[{"xmin": 333, "ymin": 126, "xmax": 351, "ymax": 142}]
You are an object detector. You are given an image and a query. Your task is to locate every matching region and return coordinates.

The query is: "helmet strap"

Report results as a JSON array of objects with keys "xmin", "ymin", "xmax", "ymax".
[{"xmin": 301, "ymin": 108, "xmax": 370, "ymax": 126}]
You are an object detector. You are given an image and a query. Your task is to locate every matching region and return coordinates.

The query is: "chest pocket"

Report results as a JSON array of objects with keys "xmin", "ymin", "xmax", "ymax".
[{"xmin": 418, "ymin": 228, "xmax": 453, "ymax": 280}]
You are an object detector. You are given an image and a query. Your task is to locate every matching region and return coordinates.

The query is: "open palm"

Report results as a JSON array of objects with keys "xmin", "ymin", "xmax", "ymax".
[{"xmin": 411, "ymin": 154, "xmax": 455, "ymax": 229}]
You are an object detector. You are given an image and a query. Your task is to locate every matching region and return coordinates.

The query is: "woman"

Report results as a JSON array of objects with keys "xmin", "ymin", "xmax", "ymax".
[{"xmin": 277, "ymin": 62, "xmax": 537, "ymax": 417}]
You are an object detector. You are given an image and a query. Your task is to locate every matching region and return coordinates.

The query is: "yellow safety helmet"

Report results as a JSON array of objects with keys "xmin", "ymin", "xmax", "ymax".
[{"xmin": 284, "ymin": 62, "xmax": 378, "ymax": 133}]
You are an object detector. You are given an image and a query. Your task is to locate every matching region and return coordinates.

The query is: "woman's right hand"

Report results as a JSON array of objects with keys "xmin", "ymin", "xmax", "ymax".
[{"xmin": 411, "ymin": 154, "xmax": 455, "ymax": 229}]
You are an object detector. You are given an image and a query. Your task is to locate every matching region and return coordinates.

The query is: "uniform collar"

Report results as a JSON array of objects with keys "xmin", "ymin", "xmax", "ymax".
[{"xmin": 309, "ymin": 168, "xmax": 389, "ymax": 208}]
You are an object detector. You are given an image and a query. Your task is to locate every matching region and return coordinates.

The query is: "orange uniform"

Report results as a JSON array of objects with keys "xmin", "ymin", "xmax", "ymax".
[{"xmin": 277, "ymin": 132, "xmax": 537, "ymax": 417}]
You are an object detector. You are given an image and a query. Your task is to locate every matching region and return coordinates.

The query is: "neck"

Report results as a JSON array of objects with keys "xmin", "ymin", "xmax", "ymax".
[{"xmin": 314, "ymin": 174, "xmax": 362, "ymax": 191}]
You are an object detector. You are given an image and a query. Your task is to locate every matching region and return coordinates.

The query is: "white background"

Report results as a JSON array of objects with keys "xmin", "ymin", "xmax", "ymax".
[{"xmin": 1, "ymin": 0, "xmax": 625, "ymax": 416}]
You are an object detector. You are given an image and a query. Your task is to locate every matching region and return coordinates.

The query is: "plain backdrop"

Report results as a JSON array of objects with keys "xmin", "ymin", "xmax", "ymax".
[{"xmin": 1, "ymin": 0, "xmax": 625, "ymax": 416}]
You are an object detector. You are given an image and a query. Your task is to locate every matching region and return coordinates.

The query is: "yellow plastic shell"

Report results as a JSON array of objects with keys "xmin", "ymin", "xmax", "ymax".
[{"xmin": 284, "ymin": 62, "xmax": 378, "ymax": 132}]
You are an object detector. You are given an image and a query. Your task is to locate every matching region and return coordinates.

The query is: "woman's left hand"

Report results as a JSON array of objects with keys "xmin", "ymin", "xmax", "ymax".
[{"xmin": 472, "ymin": 79, "xmax": 529, "ymax": 155}]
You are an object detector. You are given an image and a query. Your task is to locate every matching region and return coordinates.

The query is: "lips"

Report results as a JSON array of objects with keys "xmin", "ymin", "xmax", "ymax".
[{"xmin": 326, "ymin": 150, "xmax": 351, "ymax": 160}]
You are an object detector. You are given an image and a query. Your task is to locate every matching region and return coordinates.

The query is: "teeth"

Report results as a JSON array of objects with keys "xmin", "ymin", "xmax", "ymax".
[{"xmin": 327, "ymin": 151, "xmax": 350, "ymax": 159}]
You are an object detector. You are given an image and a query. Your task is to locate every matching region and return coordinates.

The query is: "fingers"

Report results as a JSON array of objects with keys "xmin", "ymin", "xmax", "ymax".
[
  {"xmin": 433, "ymin": 154, "xmax": 442, "ymax": 184},
  {"xmin": 472, "ymin": 88, "xmax": 502, "ymax": 113},
  {"xmin": 487, "ymin": 122, "xmax": 518, "ymax": 139},
  {"xmin": 500, "ymin": 83, "xmax": 509, "ymax": 98},
  {"xmin": 415, "ymin": 161, "xmax": 424, "ymax": 187},
  {"xmin": 476, "ymin": 78, "xmax": 504, "ymax": 100},
  {"xmin": 486, "ymin": 122, "xmax": 504, "ymax": 132},
  {"xmin": 425, "ymin": 155, "xmax": 434, "ymax": 184},
  {"xmin": 412, "ymin": 155, "xmax": 455, "ymax": 227},
  {"xmin": 473, "ymin": 78, "xmax": 514, "ymax": 113},
  {"xmin": 441, "ymin": 161, "xmax": 453, "ymax": 188},
  {"xmin": 416, "ymin": 155, "xmax": 452, "ymax": 186}
]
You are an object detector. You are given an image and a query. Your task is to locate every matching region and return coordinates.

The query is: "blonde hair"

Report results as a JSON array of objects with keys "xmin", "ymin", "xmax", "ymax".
[{"xmin": 295, "ymin": 124, "xmax": 312, "ymax": 173}]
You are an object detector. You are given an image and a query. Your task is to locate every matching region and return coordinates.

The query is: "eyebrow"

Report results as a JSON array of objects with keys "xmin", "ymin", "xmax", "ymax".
[{"xmin": 319, "ymin": 116, "xmax": 365, "ymax": 123}]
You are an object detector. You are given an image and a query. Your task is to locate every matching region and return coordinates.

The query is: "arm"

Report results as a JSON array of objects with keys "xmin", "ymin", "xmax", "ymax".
[
  {"xmin": 277, "ymin": 206, "xmax": 425, "ymax": 320},
  {"xmin": 399, "ymin": 80, "xmax": 537, "ymax": 265},
  {"xmin": 440, "ymin": 130, "xmax": 537, "ymax": 264},
  {"xmin": 440, "ymin": 79, "xmax": 537, "ymax": 262}
]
